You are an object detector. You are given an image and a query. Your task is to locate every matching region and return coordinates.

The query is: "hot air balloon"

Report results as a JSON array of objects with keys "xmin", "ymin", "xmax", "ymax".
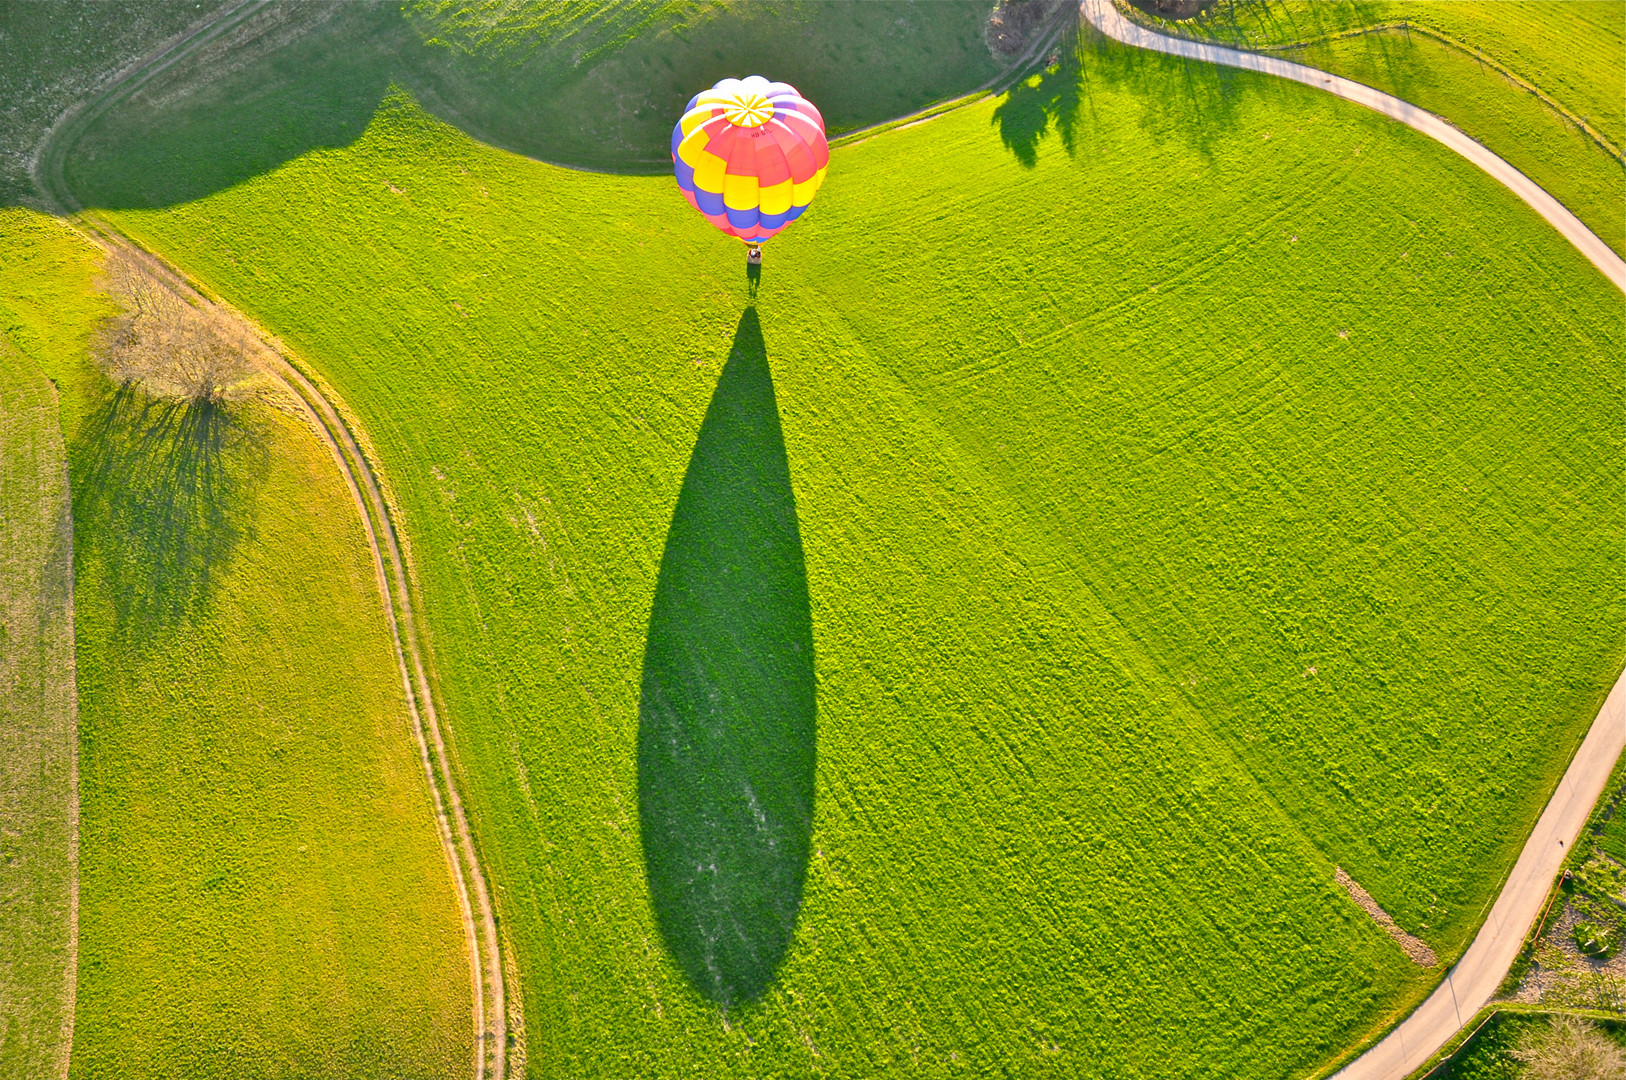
[{"xmin": 671, "ymin": 76, "xmax": 829, "ymax": 262}]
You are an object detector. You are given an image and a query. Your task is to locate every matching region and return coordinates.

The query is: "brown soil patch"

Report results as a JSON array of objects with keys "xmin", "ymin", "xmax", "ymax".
[
  {"xmin": 986, "ymin": 0, "xmax": 1067, "ymax": 58},
  {"xmin": 1336, "ymin": 866, "xmax": 1439, "ymax": 966}
]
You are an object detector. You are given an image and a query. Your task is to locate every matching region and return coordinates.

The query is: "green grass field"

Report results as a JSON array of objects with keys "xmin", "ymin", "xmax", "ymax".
[
  {"xmin": 0, "ymin": 1, "xmax": 227, "ymax": 206},
  {"xmin": 80, "ymin": 18, "xmax": 1626, "ymax": 1075},
  {"xmin": 1127, "ymin": 0, "xmax": 1626, "ymax": 253},
  {"xmin": 0, "ymin": 209, "xmax": 89, "ymax": 1080},
  {"xmin": 51, "ymin": 0, "xmax": 1009, "ymax": 212},
  {"xmin": 0, "ymin": 209, "xmax": 475, "ymax": 1079}
]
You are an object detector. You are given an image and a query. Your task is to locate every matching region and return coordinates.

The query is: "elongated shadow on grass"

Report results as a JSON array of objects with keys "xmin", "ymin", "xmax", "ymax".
[
  {"xmin": 638, "ymin": 308, "xmax": 816, "ymax": 1010},
  {"xmin": 71, "ymin": 381, "xmax": 261, "ymax": 631}
]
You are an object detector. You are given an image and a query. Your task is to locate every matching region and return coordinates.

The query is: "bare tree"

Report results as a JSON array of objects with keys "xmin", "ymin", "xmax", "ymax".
[
  {"xmin": 96, "ymin": 251, "xmax": 253, "ymax": 404},
  {"xmin": 1513, "ymin": 1015, "xmax": 1626, "ymax": 1080}
]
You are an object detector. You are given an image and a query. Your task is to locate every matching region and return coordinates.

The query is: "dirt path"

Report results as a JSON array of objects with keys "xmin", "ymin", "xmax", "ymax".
[
  {"xmin": 66, "ymin": 220, "xmax": 509, "ymax": 1080},
  {"xmin": 1081, "ymin": 0, "xmax": 1626, "ymax": 294},
  {"xmin": 1082, "ymin": 4, "xmax": 1626, "ymax": 1074},
  {"xmin": 28, "ymin": 0, "xmax": 271, "ymax": 214},
  {"xmin": 28, "ymin": 11, "xmax": 509, "ymax": 1071}
]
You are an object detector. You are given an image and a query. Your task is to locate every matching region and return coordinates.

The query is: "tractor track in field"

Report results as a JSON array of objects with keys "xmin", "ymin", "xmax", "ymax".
[
  {"xmin": 29, "ymin": 2, "xmax": 1625, "ymax": 1078},
  {"xmin": 63, "ymin": 219, "xmax": 512, "ymax": 1080},
  {"xmin": 28, "ymin": 0, "xmax": 272, "ymax": 216},
  {"xmin": 1083, "ymin": 2, "xmax": 1626, "ymax": 1076},
  {"xmin": 29, "ymin": 6, "xmax": 509, "ymax": 1077}
]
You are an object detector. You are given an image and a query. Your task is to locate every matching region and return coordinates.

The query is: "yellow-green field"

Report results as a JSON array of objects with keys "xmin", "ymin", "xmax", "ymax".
[
  {"xmin": 0, "ymin": 210, "xmax": 474, "ymax": 1079},
  {"xmin": 0, "ymin": 208, "xmax": 89, "ymax": 1080},
  {"xmin": 86, "ymin": 24, "xmax": 1625, "ymax": 1076}
]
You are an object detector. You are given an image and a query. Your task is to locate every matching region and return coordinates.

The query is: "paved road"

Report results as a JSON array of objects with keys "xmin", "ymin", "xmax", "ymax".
[
  {"xmin": 1082, "ymin": 3, "xmax": 1626, "ymax": 1074},
  {"xmin": 1334, "ymin": 671, "xmax": 1625, "ymax": 1078},
  {"xmin": 1080, "ymin": 0, "xmax": 1626, "ymax": 294}
]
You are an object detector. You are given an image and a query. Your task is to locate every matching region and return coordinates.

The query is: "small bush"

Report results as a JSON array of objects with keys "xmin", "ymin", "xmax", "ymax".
[
  {"xmin": 1512, "ymin": 1015, "xmax": 1626, "ymax": 1080},
  {"xmin": 1573, "ymin": 920, "xmax": 1622, "ymax": 959}
]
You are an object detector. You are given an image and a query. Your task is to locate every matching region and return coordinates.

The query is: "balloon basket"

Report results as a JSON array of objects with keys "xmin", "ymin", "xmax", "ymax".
[{"xmin": 746, "ymin": 246, "xmax": 763, "ymax": 265}]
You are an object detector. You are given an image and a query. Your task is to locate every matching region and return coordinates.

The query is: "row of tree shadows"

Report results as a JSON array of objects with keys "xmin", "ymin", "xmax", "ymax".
[{"xmin": 7, "ymin": 1, "xmax": 1406, "ymax": 213}]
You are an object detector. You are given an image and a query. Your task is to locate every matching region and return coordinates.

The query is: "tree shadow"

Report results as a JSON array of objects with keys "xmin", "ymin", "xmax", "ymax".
[
  {"xmin": 1076, "ymin": 19, "xmax": 1257, "ymax": 158},
  {"xmin": 15, "ymin": 1, "xmax": 1013, "ymax": 209},
  {"xmin": 994, "ymin": 19, "xmax": 1088, "ymax": 168},
  {"xmin": 993, "ymin": 12, "xmax": 1261, "ymax": 168},
  {"xmin": 1190, "ymin": 0, "xmax": 1389, "ymax": 47},
  {"xmin": 637, "ymin": 307, "xmax": 816, "ymax": 1010},
  {"xmin": 71, "ymin": 380, "xmax": 262, "ymax": 631}
]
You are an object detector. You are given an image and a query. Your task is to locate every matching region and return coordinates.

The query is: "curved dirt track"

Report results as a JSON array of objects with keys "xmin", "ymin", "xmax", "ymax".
[
  {"xmin": 28, "ymin": 0, "xmax": 271, "ymax": 214},
  {"xmin": 66, "ymin": 222, "xmax": 510, "ymax": 1080},
  {"xmin": 29, "ymin": 6, "xmax": 508, "ymax": 1074},
  {"xmin": 1082, "ymin": 2, "xmax": 1626, "ymax": 1075},
  {"xmin": 1081, "ymin": 0, "xmax": 1626, "ymax": 293}
]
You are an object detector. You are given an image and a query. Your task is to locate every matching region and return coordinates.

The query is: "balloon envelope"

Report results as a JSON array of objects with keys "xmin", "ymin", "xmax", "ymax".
[{"xmin": 672, "ymin": 76, "xmax": 829, "ymax": 245}]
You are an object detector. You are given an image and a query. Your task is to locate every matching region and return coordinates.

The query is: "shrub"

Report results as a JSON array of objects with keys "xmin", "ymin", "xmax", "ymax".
[{"xmin": 1512, "ymin": 1015, "xmax": 1626, "ymax": 1080}]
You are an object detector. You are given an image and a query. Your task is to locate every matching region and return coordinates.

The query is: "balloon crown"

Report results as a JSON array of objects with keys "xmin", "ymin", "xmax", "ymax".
[
  {"xmin": 720, "ymin": 88, "xmax": 773, "ymax": 129},
  {"xmin": 695, "ymin": 76, "xmax": 797, "ymax": 130}
]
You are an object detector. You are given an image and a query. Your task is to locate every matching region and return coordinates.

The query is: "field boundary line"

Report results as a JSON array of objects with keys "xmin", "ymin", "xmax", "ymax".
[
  {"xmin": 1111, "ymin": 10, "xmax": 1624, "ymax": 165},
  {"xmin": 1084, "ymin": 0, "xmax": 1626, "ymax": 293}
]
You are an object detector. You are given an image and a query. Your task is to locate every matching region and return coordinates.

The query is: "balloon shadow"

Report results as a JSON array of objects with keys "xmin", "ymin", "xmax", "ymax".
[{"xmin": 637, "ymin": 307, "xmax": 816, "ymax": 1009}]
